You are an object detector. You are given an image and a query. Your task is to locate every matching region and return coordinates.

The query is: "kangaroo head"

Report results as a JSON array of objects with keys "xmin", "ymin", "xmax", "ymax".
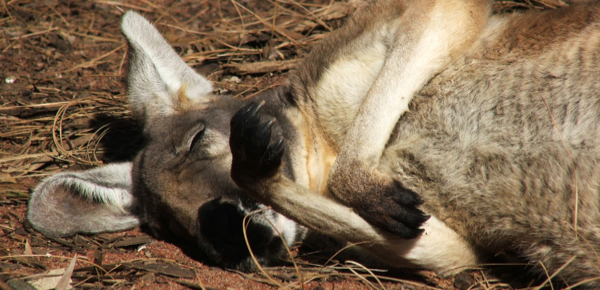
[{"xmin": 28, "ymin": 11, "xmax": 301, "ymax": 271}]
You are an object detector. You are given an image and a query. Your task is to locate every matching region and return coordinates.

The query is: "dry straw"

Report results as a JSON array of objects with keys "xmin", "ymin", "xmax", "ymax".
[{"xmin": 0, "ymin": 0, "xmax": 580, "ymax": 288}]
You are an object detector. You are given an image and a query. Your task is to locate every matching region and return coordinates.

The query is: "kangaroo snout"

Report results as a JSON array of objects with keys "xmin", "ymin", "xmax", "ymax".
[{"xmin": 196, "ymin": 197, "xmax": 300, "ymax": 271}]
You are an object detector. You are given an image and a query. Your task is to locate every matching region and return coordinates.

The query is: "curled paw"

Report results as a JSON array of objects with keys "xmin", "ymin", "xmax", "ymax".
[
  {"xmin": 230, "ymin": 102, "xmax": 285, "ymax": 185},
  {"xmin": 356, "ymin": 182, "xmax": 429, "ymax": 239},
  {"xmin": 329, "ymin": 167, "xmax": 429, "ymax": 239}
]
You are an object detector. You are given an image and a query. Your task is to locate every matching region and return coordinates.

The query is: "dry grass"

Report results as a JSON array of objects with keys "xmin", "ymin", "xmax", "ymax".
[
  {"xmin": 0, "ymin": 0, "xmax": 586, "ymax": 289},
  {"xmin": 0, "ymin": 0, "xmax": 573, "ymax": 189},
  {"xmin": 0, "ymin": 0, "xmax": 363, "ymax": 189}
]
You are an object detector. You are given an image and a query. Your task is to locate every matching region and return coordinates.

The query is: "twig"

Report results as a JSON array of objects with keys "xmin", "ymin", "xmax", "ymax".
[
  {"xmin": 9, "ymin": 27, "xmax": 59, "ymax": 40},
  {"xmin": 242, "ymin": 208, "xmax": 282, "ymax": 288},
  {"xmin": 230, "ymin": 0, "xmax": 303, "ymax": 42},
  {"xmin": 533, "ymin": 256, "xmax": 576, "ymax": 290},
  {"xmin": 61, "ymin": 44, "xmax": 125, "ymax": 73},
  {"xmin": 93, "ymin": 1, "xmax": 153, "ymax": 12}
]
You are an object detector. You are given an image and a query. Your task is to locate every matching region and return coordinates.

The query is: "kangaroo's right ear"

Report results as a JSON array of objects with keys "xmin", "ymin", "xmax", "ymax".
[
  {"xmin": 27, "ymin": 162, "xmax": 140, "ymax": 237},
  {"xmin": 121, "ymin": 11, "xmax": 213, "ymax": 122}
]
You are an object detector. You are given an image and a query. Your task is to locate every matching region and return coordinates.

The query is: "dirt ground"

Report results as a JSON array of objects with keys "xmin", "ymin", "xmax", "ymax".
[{"xmin": 0, "ymin": 0, "xmax": 573, "ymax": 289}]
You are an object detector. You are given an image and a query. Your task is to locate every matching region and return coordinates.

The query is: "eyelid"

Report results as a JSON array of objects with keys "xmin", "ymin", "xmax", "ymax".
[
  {"xmin": 177, "ymin": 123, "xmax": 206, "ymax": 154},
  {"xmin": 188, "ymin": 124, "xmax": 206, "ymax": 151}
]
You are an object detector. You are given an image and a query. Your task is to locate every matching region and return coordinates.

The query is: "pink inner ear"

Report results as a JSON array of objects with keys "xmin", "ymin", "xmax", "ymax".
[
  {"xmin": 28, "ymin": 182, "xmax": 139, "ymax": 238},
  {"xmin": 122, "ymin": 11, "xmax": 214, "ymax": 122},
  {"xmin": 52, "ymin": 184, "xmax": 110, "ymax": 215}
]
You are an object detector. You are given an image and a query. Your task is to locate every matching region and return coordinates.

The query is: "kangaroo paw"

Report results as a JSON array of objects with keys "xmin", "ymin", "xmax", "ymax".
[
  {"xmin": 329, "ymin": 166, "xmax": 430, "ymax": 239},
  {"xmin": 230, "ymin": 102, "xmax": 285, "ymax": 190}
]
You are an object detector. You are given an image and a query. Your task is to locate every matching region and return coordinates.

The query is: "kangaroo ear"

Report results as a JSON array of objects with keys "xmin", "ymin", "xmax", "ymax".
[
  {"xmin": 27, "ymin": 162, "xmax": 140, "ymax": 237},
  {"xmin": 121, "ymin": 11, "xmax": 213, "ymax": 122}
]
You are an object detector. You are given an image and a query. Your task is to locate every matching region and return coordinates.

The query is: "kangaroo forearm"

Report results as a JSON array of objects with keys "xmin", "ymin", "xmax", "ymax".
[{"xmin": 259, "ymin": 177, "xmax": 478, "ymax": 273}]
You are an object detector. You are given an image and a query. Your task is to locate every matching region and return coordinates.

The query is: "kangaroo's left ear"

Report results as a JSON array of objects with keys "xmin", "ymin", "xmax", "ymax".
[
  {"xmin": 27, "ymin": 162, "xmax": 140, "ymax": 237},
  {"xmin": 121, "ymin": 11, "xmax": 214, "ymax": 123}
]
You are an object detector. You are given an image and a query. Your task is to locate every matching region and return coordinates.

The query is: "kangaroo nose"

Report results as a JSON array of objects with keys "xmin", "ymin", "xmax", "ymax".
[
  {"xmin": 197, "ymin": 198, "xmax": 254, "ymax": 253},
  {"xmin": 196, "ymin": 197, "xmax": 285, "ymax": 270}
]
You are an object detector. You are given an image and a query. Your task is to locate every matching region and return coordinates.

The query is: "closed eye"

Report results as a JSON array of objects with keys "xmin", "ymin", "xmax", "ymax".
[
  {"xmin": 182, "ymin": 123, "xmax": 206, "ymax": 152},
  {"xmin": 189, "ymin": 125, "xmax": 206, "ymax": 152}
]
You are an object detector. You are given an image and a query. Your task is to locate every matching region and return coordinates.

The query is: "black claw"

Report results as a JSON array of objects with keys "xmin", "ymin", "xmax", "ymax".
[
  {"xmin": 390, "ymin": 181, "xmax": 423, "ymax": 206},
  {"xmin": 391, "ymin": 225, "xmax": 421, "ymax": 239},
  {"xmin": 392, "ymin": 207, "xmax": 429, "ymax": 229},
  {"xmin": 236, "ymin": 104, "xmax": 252, "ymax": 120},
  {"xmin": 231, "ymin": 102, "xmax": 263, "ymax": 133},
  {"xmin": 241, "ymin": 101, "xmax": 263, "ymax": 117},
  {"xmin": 404, "ymin": 228, "xmax": 425, "ymax": 239},
  {"xmin": 258, "ymin": 119, "xmax": 274, "ymax": 137},
  {"xmin": 230, "ymin": 102, "xmax": 285, "ymax": 183},
  {"xmin": 250, "ymin": 101, "xmax": 265, "ymax": 115},
  {"xmin": 264, "ymin": 139, "xmax": 285, "ymax": 165},
  {"xmin": 365, "ymin": 212, "xmax": 425, "ymax": 239},
  {"xmin": 270, "ymin": 139, "xmax": 284, "ymax": 156},
  {"xmin": 350, "ymin": 180, "xmax": 429, "ymax": 238},
  {"xmin": 389, "ymin": 221, "xmax": 425, "ymax": 239}
]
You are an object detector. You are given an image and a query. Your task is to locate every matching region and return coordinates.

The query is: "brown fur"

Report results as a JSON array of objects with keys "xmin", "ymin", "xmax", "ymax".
[
  {"xmin": 28, "ymin": 1, "xmax": 600, "ymax": 286},
  {"xmin": 234, "ymin": 0, "xmax": 600, "ymax": 285}
]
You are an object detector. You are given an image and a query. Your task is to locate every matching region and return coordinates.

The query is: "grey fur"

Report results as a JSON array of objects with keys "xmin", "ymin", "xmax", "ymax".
[
  {"xmin": 27, "ymin": 162, "xmax": 138, "ymax": 237},
  {"xmin": 27, "ymin": 2, "xmax": 600, "ymax": 286}
]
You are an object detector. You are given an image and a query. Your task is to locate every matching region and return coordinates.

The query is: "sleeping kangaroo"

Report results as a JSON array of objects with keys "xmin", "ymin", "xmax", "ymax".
[{"xmin": 28, "ymin": 0, "xmax": 600, "ymax": 286}]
